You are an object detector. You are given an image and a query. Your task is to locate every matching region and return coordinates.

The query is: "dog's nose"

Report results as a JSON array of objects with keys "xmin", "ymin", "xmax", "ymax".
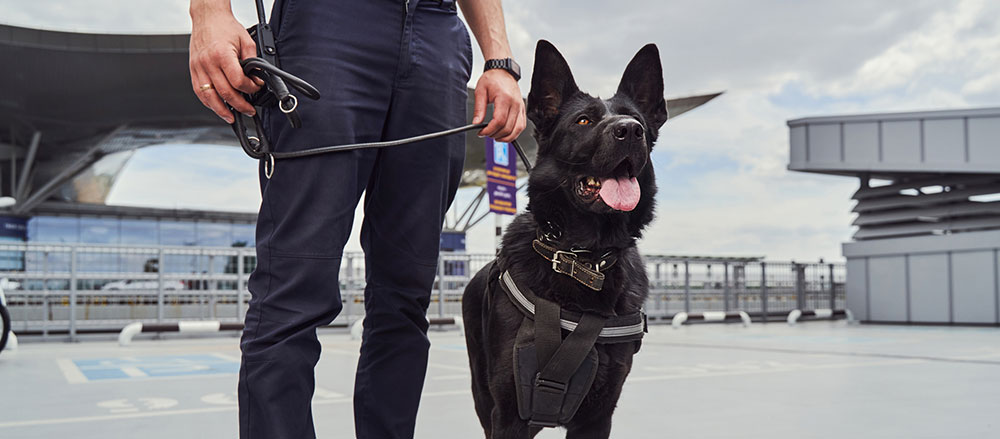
[{"xmin": 611, "ymin": 120, "xmax": 644, "ymax": 141}]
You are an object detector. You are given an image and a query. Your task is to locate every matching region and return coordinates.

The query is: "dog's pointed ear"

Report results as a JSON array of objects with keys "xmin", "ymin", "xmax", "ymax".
[
  {"xmin": 616, "ymin": 44, "xmax": 668, "ymax": 131},
  {"xmin": 527, "ymin": 40, "xmax": 579, "ymax": 131}
]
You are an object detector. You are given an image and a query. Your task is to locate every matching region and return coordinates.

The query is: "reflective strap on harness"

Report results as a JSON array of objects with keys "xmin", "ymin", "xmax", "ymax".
[{"xmin": 499, "ymin": 270, "xmax": 646, "ymax": 343}]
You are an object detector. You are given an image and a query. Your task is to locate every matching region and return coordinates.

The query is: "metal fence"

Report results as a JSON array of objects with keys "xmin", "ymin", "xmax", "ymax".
[
  {"xmin": 0, "ymin": 243, "xmax": 844, "ymax": 340},
  {"xmin": 642, "ymin": 257, "xmax": 845, "ymax": 321}
]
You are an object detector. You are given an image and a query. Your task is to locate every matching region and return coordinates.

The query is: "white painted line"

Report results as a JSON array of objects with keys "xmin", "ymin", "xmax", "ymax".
[
  {"xmin": 322, "ymin": 348, "xmax": 360, "ymax": 357},
  {"xmin": 314, "ymin": 388, "xmax": 345, "ymax": 399},
  {"xmin": 432, "ymin": 374, "xmax": 470, "ymax": 381},
  {"xmin": 120, "ymin": 367, "xmax": 148, "ymax": 378},
  {"xmin": 0, "ymin": 386, "xmax": 472, "ymax": 428},
  {"xmin": 0, "ymin": 406, "xmax": 235, "ymax": 428},
  {"xmin": 201, "ymin": 393, "xmax": 238, "ymax": 405},
  {"xmin": 428, "ymin": 362, "xmax": 467, "ymax": 372},
  {"xmin": 56, "ymin": 359, "xmax": 88, "ymax": 384},
  {"xmin": 210, "ymin": 353, "xmax": 242, "ymax": 363},
  {"xmin": 422, "ymin": 389, "xmax": 471, "ymax": 398},
  {"xmin": 628, "ymin": 358, "xmax": 923, "ymax": 383}
]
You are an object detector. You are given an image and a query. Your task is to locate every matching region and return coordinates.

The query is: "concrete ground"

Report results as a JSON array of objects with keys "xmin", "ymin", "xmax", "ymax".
[{"xmin": 2, "ymin": 320, "xmax": 999, "ymax": 438}]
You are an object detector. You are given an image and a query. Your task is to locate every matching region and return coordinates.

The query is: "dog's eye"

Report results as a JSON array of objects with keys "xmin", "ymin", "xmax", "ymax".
[{"xmin": 576, "ymin": 116, "xmax": 592, "ymax": 126}]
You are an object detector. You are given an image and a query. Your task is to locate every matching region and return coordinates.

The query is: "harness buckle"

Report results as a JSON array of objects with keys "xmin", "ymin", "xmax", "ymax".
[
  {"xmin": 534, "ymin": 375, "xmax": 568, "ymax": 393},
  {"xmin": 530, "ymin": 373, "xmax": 568, "ymax": 427}
]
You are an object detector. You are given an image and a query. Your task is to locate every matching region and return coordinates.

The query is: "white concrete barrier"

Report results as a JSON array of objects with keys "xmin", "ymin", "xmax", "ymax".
[
  {"xmin": 672, "ymin": 311, "xmax": 751, "ymax": 328},
  {"xmin": 119, "ymin": 321, "xmax": 242, "ymax": 346},
  {"xmin": 786, "ymin": 309, "xmax": 850, "ymax": 325}
]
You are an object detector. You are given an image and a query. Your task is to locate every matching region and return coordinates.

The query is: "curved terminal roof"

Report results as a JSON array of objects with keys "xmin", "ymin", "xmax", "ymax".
[{"xmin": 1, "ymin": 22, "xmax": 720, "ymax": 217}]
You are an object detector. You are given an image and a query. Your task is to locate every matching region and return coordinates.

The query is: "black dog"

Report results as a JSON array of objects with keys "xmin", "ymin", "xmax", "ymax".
[{"xmin": 462, "ymin": 40, "xmax": 666, "ymax": 439}]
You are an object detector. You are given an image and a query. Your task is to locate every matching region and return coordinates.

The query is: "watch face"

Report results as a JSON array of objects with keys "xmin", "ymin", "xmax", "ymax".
[
  {"xmin": 487, "ymin": 58, "xmax": 521, "ymax": 80},
  {"xmin": 509, "ymin": 59, "xmax": 521, "ymax": 78}
]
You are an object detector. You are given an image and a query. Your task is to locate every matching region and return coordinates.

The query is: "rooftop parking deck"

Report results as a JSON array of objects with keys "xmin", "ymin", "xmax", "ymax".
[{"xmin": 2, "ymin": 321, "xmax": 999, "ymax": 438}]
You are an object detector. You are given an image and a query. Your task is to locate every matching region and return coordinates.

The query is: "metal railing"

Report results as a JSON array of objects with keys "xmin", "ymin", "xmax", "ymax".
[
  {"xmin": 642, "ymin": 257, "xmax": 846, "ymax": 322},
  {"xmin": 0, "ymin": 243, "xmax": 845, "ymax": 340}
]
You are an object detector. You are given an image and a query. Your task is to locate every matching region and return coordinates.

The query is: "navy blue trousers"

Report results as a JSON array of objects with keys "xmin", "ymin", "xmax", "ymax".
[{"xmin": 238, "ymin": 1, "xmax": 471, "ymax": 438}]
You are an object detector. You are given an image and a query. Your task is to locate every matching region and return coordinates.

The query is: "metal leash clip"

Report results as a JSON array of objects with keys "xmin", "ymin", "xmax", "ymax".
[{"xmin": 229, "ymin": 56, "xmax": 320, "ymax": 179}]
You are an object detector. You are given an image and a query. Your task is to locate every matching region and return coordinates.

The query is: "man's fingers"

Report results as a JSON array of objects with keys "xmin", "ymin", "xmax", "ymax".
[
  {"xmin": 472, "ymin": 86, "xmax": 488, "ymax": 125},
  {"xmin": 209, "ymin": 67, "xmax": 255, "ymax": 116},
  {"xmin": 239, "ymin": 32, "xmax": 258, "ymax": 60},
  {"xmin": 496, "ymin": 99, "xmax": 521, "ymax": 142},
  {"xmin": 238, "ymin": 34, "xmax": 266, "ymax": 89},
  {"xmin": 191, "ymin": 68, "xmax": 235, "ymax": 124},
  {"xmin": 480, "ymin": 96, "xmax": 510, "ymax": 139},
  {"xmin": 220, "ymin": 50, "xmax": 259, "ymax": 96},
  {"xmin": 499, "ymin": 102, "xmax": 526, "ymax": 143}
]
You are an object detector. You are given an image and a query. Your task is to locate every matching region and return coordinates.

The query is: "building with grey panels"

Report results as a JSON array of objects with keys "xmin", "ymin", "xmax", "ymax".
[{"xmin": 788, "ymin": 107, "xmax": 1000, "ymax": 325}]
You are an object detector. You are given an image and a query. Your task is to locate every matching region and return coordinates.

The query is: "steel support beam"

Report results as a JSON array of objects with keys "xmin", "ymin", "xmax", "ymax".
[
  {"xmin": 15, "ymin": 131, "xmax": 41, "ymax": 201},
  {"xmin": 13, "ymin": 126, "xmax": 124, "ymax": 215},
  {"xmin": 454, "ymin": 187, "xmax": 486, "ymax": 231}
]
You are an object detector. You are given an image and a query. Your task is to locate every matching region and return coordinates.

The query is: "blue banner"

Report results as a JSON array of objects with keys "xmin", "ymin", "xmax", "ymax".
[
  {"xmin": 0, "ymin": 216, "xmax": 27, "ymax": 240},
  {"xmin": 485, "ymin": 137, "xmax": 517, "ymax": 215}
]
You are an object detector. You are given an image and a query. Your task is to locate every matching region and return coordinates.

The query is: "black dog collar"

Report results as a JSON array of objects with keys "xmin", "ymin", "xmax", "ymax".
[{"xmin": 532, "ymin": 237, "xmax": 618, "ymax": 291}]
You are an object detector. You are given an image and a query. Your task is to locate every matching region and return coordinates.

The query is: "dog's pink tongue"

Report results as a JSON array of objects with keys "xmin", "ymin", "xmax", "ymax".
[{"xmin": 599, "ymin": 176, "xmax": 641, "ymax": 211}]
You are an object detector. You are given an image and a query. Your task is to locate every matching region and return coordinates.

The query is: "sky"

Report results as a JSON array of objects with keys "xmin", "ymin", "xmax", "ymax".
[{"xmin": 3, "ymin": 0, "xmax": 1000, "ymax": 261}]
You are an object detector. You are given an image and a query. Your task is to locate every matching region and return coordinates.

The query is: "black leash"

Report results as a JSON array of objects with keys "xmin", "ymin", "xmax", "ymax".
[{"xmin": 228, "ymin": 0, "xmax": 531, "ymax": 179}]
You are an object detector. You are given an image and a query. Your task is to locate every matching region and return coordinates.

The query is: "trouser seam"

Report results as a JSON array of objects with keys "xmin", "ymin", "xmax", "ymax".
[{"xmin": 245, "ymin": 171, "xmax": 277, "ymax": 439}]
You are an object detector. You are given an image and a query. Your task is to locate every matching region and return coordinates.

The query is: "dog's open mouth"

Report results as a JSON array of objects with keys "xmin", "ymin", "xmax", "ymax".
[{"xmin": 576, "ymin": 160, "xmax": 641, "ymax": 211}]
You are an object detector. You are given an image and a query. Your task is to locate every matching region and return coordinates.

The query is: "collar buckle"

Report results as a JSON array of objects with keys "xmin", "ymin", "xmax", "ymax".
[{"xmin": 551, "ymin": 250, "xmax": 576, "ymax": 272}]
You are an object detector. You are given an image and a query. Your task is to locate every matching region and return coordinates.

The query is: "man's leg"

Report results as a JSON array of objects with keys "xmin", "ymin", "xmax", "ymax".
[
  {"xmin": 238, "ymin": 1, "xmax": 402, "ymax": 438},
  {"xmin": 353, "ymin": 2, "xmax": 473, "ymax": 438}
]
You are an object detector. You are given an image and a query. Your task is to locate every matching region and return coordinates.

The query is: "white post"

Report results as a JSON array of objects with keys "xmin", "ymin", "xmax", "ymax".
[{"xmin": 494, "ymin": 214, "xmax": 504, "ymax": 255}]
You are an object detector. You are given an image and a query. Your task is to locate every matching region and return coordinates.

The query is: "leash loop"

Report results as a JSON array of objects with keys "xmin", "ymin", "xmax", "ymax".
[
  {"xmin": 263, "ymin": 153, "xmax": 275, "ymax": 179},
  {"xmin": 279, "ymin": 95, "xmax": 298, "ymax": 114}
]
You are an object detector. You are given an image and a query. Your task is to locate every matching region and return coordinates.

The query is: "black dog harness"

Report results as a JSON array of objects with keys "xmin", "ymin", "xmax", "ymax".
[{"xmin": 483, "ymin": 261, "xmax": 646, "ymax": 430}]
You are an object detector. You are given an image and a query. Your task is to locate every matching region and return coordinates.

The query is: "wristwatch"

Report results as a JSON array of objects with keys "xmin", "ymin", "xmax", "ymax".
[{"xmin": 484, "ymin": 58, "xmax": 521, "ymax": 81}]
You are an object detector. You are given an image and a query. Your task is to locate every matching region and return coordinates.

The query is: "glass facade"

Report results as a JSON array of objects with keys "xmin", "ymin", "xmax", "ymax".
[
  {"xmin": 24, "ymin": 216, "xmax": 255, "ymax": 248},
  {"xmin": 7, "ymin": 215, "xmax": 257, "ymax": 289}
]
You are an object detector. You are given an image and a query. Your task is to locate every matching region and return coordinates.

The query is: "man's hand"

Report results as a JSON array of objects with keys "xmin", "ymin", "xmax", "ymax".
[
  {"xmin": 473, "ymin": 69, "xmax": 526, "ymax": 143},
  {"xmin": 189, "ymin": 1, "xmax": 261, "ymax": 124},
  {"xmin": 459, "ymin": 0, "xmax": 526, "ymax": 143}
]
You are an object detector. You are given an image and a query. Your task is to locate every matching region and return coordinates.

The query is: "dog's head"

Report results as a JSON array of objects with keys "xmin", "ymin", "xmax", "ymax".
[{"xmin": 526, "ymin": 40, "xmax": 665, "ymax": 239}]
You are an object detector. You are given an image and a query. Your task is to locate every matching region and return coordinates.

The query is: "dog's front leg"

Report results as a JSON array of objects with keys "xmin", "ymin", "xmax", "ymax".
[
  {"xmin": 564, "ymin": 415, "xmax": 613, "ymax": 439},
  {"xmin": 489, "ymin": 403, "xmax": 536, "ymax": 439},
  {"xmin": 487, "ymin": 367, "xmax": 537, "ymax": 439}
]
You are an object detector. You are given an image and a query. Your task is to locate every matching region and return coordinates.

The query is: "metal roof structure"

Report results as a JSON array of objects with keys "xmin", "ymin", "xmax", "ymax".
[
  {"xmin": 787, "ymin": 107, "xmax": 1000, "ymax": 325},
  {"xmin": 788, "ymin": 107, "xmax": 1000, "ymax": 178},
  {"xmin": 1, "ymin": 22, "xmax": 720, "ymax": 222},
  {"xmin": 787, "ymin": 107, "xmax": 1000, "ymax": 241}
]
